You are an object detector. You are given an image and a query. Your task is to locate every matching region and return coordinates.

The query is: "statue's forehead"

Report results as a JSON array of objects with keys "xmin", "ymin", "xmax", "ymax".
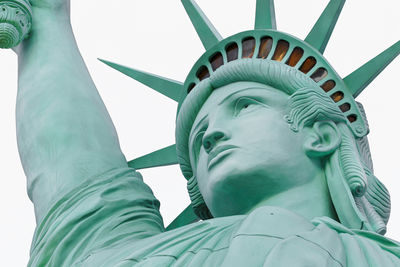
[
  {"xmin": 191, "ymin": 82, "xmax": 289, "ymax": 136},
  {"xmin": 192, "ymin": 81, "xmax": 289, "ymax": 126}
]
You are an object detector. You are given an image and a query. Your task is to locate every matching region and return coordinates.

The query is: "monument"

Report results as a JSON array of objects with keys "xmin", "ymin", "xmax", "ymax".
[{"xmin": 1, "ymin": 0, "xmax": 400, "ymax": 266}]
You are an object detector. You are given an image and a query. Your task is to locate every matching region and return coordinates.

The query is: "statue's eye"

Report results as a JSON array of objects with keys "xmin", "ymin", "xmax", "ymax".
[{"xmin": 234, "ymin": 97, "xmax": 260, "ymax": 116}]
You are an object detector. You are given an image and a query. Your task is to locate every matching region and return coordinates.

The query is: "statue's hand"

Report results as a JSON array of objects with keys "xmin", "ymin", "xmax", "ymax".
[{"xmin": 1, "ymin": 0, "xmax": 70, "ymax": 50}]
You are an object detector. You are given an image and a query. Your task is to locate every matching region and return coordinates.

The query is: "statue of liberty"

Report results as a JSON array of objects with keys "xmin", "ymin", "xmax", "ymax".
[{"xmin": 1, "ymin": 0, "xmax": 400, "ymax": 265}]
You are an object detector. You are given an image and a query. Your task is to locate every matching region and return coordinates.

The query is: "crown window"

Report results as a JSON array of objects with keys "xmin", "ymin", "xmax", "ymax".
[
  {"xmin": 310, "ymin": 67, "xmax": 328, "ymax": 82},
  {"xmin": 347, "ymin": 114, "xmax": 357, "ymax": 123},
  {"xmin": 321, "ymin": 80, "xmax": 336, "ymax": 92},
  {"xmin": 196, "ymin": 66, "xmax": 210, "ymax": 81},
  {"xmin": 257, "ymin": 36, "xmax": 273, "ymax": 59},
  {"xmin": 187, "ymin": 83, "xmax": 196, "ymax": 93},
  {"xmin": 339, "ymin": 103, "xmax": 351, "ymax": 112},
  {"xmin": 226, "ymin": 42, "xmax": 239, "ymax": 62},
  {"xmin": 299, "ymin": 56, "xmax": 317, "ymax": 74},
  {"xmin": 331, "ymin": 91, "xmax": 344, "ymax": 102},
  {"xmin": 286, "ymin": 47, "xmax": 304, "ymax": 67},
  {"xmin": 272, "ymin": 40, "xmax": 289, "ymax": 61},
  {"xmin": 242, "ymin": 37, "xmax": 256, "ymax": 58},
  {"xmin": 210, "ymin": 52, "xmax": 224, "ymax": 71}
]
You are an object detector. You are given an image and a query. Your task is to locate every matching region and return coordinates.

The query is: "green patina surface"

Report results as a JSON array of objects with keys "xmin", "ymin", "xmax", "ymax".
[
  {"xmin": 2, "ymin": 0, "xmax": 400, "ymax": 266},
  {"xmin": 0, "ymin": 0, "xmax": 31, "ymax": 48}
]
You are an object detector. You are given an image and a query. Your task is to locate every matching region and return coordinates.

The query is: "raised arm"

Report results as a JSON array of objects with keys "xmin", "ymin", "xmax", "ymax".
[{"xmin": 15, "ymin": 1, "xmax": 127, "ymax": 223}]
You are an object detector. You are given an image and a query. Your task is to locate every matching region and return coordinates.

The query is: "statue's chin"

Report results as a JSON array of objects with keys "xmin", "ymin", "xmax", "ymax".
[{"xmin": 202, "ymin": 173, "xmax": 276, "ymax": 218}]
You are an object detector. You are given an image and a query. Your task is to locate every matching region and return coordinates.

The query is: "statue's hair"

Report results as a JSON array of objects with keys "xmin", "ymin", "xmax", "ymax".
[
  {"xmin": 177, "ymin": 59, "xmax": 390, "ymax": 234},
  {"xmin": 187, "ymin": 175, "xmax": 212, "ymax": 220},
  {"xmin": 356, "ymin": 103, "xmax": 391, "ymax": 225},
  {"xmin": 284, "ymin": 88, "xmax": 347, "ymax": 132}
]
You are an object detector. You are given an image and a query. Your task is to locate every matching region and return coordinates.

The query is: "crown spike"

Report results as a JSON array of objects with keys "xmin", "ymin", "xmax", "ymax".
[
  {"xmin": 344, "ymin": 41, "xmax": 400, "ymax": 98},
  {"xmin": 181, "ymin": 0, "xmax": 223, "ymax": 50},
  {"xmin": 99, "ymin": 59, "xmax": 183, "ymax": 102},
  {"xmin": 255, "ymin": 0, "xmax": 277, "ymax": 30},
  {"xmin": 305, "ymin": 0, "xmax": 346, "ymax": 54},
  {"xmin": 128, "ymin": 145, "xmax": 178, "ymax": 170},
  {"xmin": 166, "ymin": 204, "xmax": 199, "ymax": 230}
]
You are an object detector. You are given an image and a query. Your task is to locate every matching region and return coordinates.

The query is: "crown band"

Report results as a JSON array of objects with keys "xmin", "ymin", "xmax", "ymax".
[{"xmin": 179, "ymin": 30, "xmax": 368, "ymax": 138}]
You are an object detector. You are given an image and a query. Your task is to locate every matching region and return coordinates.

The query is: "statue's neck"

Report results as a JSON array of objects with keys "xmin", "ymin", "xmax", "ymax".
[{"xmin": 247, "ymin": 171, "xmax": 338, "ymax": 222}]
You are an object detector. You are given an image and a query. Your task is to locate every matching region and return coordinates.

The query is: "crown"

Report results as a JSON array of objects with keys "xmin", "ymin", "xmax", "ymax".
[{"xmin": 99, "ymin": 0, "xmax": 400, "ymax": 229}]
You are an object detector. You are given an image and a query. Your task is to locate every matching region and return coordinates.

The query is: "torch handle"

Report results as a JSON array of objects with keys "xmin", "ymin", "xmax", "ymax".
[{"xmin": 0, "ymin": 0, "xmax": 32, "ymax": 49}]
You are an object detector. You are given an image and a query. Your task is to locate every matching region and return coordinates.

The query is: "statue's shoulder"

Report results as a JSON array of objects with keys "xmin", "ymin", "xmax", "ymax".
[
  {"xmin": 352, "ymin": 229, "xmax": 400, "ymax": 260},
  {"xmin": 314, "ymin": 217, "xmax": 400, "ymax": 262}
]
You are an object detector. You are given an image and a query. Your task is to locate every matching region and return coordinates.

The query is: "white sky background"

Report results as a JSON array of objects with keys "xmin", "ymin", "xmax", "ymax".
[{"xmin": 0, "ymin": 0, "xmax": 400, "ymax": 265}]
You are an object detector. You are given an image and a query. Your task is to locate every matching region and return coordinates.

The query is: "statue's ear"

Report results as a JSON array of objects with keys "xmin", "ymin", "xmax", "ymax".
[{"xmin": 303, "ymin": 121, "xmax": 341, "ymax": 158}]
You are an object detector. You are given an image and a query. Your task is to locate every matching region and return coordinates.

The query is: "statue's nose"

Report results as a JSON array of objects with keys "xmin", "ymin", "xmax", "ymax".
[{"xmin": 202, "ymin": 130, "xmax": 226, "ymax": 153}]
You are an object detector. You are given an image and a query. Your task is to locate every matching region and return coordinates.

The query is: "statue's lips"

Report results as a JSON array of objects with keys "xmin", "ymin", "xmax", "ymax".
[{"xmin": 208, "ymin": 145, "xmax": 238, "ymax": 169}]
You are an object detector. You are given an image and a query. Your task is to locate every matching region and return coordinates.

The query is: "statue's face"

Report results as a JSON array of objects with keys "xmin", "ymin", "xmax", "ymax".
[{"xmin": 189, "ymin": 81, "xmax": 320, "ymax": 217}]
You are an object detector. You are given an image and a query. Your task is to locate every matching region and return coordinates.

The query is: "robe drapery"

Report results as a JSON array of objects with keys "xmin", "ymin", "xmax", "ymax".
[{"xmin": 28, "ymin": 168, "xmax": 400, "ymax": 266}]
